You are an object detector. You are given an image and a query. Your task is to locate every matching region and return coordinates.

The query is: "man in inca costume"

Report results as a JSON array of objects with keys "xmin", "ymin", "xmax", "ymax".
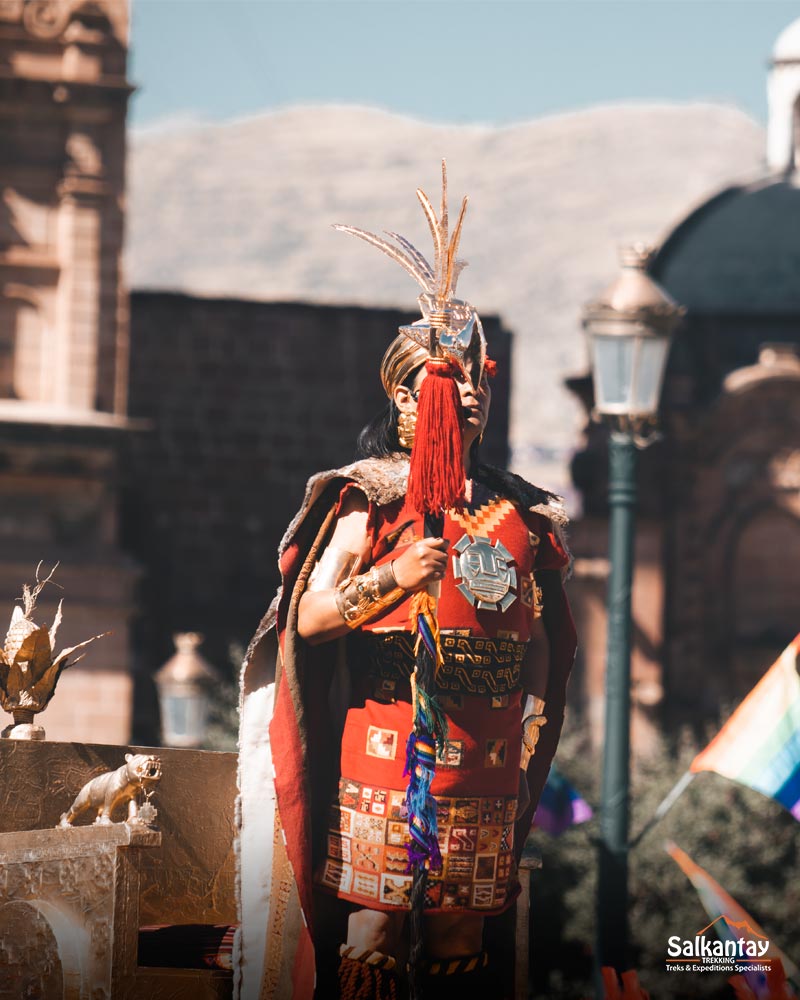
[{"xmin": 236, "ymin": 164, "xmax": 577, "ymax": 1000}]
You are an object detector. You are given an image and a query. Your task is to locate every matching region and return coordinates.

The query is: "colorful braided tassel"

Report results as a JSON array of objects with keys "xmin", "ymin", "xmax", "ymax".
[
  {"xmin": 410, "ymin": 590, "xmax": 444, "ymax": 673},
  {"xmin": 404, "ymin": 591, "xmax": 448, "ymax": 873}
]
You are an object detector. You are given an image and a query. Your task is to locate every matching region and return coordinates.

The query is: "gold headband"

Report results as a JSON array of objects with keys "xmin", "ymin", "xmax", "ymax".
[{"xmin": 380, "ymin": 330, "xmax": 429, "ymax": 398}]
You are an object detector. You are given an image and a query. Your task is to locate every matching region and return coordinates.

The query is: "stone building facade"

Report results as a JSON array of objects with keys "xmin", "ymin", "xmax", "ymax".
[{"xmin": 0, "ymin": 0, "xmax": 138, "ymax": 742}]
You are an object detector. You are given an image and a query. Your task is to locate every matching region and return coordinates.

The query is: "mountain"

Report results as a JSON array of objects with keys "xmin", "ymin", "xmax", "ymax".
[{"xmin": 126, "ymin": 103, "xmax": 765, "ymax": 493}]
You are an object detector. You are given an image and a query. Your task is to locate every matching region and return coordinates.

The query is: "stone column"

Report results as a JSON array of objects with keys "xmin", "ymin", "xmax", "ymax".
[{"xmin": 55, "ymin": 157, "xmax": 106, "ymax": 411}]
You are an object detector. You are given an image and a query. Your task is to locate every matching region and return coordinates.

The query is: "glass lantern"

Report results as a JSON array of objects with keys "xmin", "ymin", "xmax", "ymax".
[
  {"xmin": 154, "ymin": 632, "xmax": 220, "ymax": 749},
  {"xmin": 583, "ymin": 245, "xmax": 684, "ymax": 426}
]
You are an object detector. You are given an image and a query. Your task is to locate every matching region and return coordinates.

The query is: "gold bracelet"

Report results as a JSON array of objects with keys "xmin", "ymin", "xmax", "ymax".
[
  {"xmin": 520, "ymin": 696, "xmax": 547, "ymax": 772},
  {"xmin": 334, "ymin": 561, "xmax": 406, "ymax": 629}
]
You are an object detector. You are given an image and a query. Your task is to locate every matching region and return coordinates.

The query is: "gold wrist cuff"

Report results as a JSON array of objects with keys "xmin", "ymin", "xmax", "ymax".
[
  {"xmin": 520, "ymin": 696, "xmax": 547, "ymax": 772},
  {"xmin": 334, "ymin": 561, "xmax": 405, "ymax": 628}
]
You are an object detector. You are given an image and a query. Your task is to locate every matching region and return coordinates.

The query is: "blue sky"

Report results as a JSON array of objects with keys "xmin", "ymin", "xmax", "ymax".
[{"xmin": 129, "ymin": 1, "xmax": 799, "ymax": 129}]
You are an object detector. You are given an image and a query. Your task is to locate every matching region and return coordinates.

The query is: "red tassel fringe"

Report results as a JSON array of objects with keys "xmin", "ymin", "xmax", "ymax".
[
  {"xmin": 484, "ymin": 357, "xmax": 498, "ymax": 378},
  {"xmin": 407, "ymin": 360, "xmax": 464, "ymax": 515}
]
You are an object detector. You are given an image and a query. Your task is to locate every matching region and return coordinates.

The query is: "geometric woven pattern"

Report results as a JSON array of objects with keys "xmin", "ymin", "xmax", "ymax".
[
  {"xmin": 368, "ymin": 632, "xmax": 527, "ymax": 696},
  {"xmin": 315, "ymin": 782, "xmax": 518, "ymax": 913},
  {"xmin": 449, "ymin": 495, "xmax": 516, "ymax": 538}
]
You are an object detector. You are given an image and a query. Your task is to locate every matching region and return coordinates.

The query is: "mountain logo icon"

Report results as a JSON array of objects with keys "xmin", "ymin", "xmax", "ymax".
[{"xmin": 696, "ymin": 915, "xmax": 768, "ymax": 942}]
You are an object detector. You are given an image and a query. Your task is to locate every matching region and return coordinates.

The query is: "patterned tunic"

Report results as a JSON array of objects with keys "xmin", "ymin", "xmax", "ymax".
[{"xmin": 313, "ymin": 479, "xmax": 569, "ymax": 914}]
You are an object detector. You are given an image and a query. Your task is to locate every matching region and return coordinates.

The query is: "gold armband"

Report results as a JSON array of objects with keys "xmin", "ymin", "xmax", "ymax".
[
  {"xmin": 520, "ymin": 695, "xmax": 547, "ymax": 772},
  {"xmin": 334, "ymin": 562, "xmax": 405, "ymax": 628},
  {"xmin": 307, "ymin": 546, "xmax": 361, "ymax": 593}
]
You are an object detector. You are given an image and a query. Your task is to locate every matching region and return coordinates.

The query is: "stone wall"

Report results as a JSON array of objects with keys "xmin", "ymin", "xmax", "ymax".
[{"xmin": 125, "ymin": 292, "xmax": 512, "ymax": 742}]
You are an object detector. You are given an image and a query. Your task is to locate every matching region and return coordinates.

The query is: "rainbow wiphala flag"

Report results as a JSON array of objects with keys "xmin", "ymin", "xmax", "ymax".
[{"xmin": 691, "ymin": 635, "xmax": 800, "ymax": 820}]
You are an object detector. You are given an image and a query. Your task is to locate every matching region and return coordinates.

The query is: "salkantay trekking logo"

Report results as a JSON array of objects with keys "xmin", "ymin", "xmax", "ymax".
[{"xmin": 666, "ymin": 916, "xmax": 772, "ymax": 975}]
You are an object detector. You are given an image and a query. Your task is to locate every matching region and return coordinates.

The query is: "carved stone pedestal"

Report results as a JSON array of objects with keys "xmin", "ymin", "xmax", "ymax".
[
  {"xmin": 0, "ymin": 823, "xmax": 159, "ymax": 1000},
  {"xmin": 0, "ymin": 740, "xmax": 237, "ymax": 1000}
]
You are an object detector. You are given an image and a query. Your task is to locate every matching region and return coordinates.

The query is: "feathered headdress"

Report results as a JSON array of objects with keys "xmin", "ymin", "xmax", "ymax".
[{"xmin": 335, "ymin": 160, "xmax": 487, "ymax": 516}]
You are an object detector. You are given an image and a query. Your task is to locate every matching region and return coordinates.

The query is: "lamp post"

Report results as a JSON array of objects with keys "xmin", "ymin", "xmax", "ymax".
[
  {"xmin": 154, "ymin": 632, "xmax": 221, "ymax": 749},
  {"xmin": 583, "ymin": 245, "xmax": 684, "ymax": 974}
]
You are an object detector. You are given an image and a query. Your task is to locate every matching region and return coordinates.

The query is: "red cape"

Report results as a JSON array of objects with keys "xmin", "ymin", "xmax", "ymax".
[{"xmin": 236, "ymin": 455, "xmax": 576, "ymax": 999}]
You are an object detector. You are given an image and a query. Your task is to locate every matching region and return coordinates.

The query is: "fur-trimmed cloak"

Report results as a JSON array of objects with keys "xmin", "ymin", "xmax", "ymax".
[{"xmin": 235, "ymin": 455, "xmax": 576, "ymax": 999}]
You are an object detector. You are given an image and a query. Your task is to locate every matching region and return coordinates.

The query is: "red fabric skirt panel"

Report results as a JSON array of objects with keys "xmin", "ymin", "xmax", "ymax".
[
  {"xmin": 314, "ymin": 693, "xmax": 523, "ymax": 915},
  {"xmin": 340, "ymin": 695, "xmax": 522, "ymax": 798}
]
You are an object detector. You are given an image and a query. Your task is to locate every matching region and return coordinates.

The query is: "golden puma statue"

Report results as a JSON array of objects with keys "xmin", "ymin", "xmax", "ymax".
[{"xmin": 58, "ymin": 753, "xmax": 162, "ymax": 827}]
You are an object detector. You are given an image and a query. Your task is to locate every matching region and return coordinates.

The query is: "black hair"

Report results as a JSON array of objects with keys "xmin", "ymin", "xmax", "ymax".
[
  {"xmin": 472, "ymin": 460, "xmax": 560, "ymax": 510},
  {"xmin": 355, "ymin": 400, "xmax": 403, "ymax": 459}
]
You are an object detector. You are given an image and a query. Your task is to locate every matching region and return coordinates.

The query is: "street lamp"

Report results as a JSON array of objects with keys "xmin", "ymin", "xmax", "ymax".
[
  {"xmin": 154, "ymin": 632, "xmax": 221, "ymax": 749},
  {"xmin": 583, "ymin": 244, "xmax": 684, "ymax": 973}
]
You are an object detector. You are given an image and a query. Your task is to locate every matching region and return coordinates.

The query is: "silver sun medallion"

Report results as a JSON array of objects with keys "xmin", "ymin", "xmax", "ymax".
[{"xmin": 452, "ymin": 533, "xmax": 518, "ymax": 612}]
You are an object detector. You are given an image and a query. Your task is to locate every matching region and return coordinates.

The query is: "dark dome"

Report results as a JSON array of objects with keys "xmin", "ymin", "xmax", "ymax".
[{"xmin": 650, "ymin": 178, "xmax": 800, "ymax": 313}]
